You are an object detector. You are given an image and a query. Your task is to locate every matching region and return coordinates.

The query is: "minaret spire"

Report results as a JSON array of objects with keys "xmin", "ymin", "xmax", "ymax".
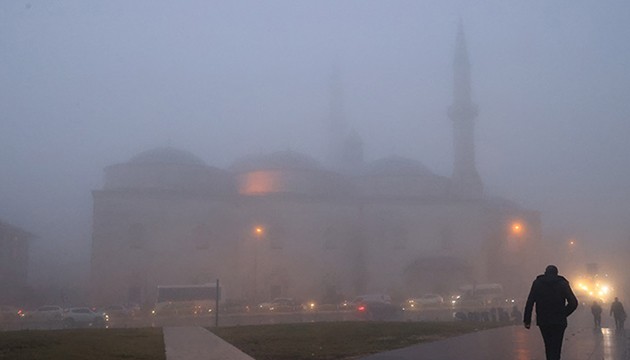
[
  {"xmin": 326, "ymin": 61, "xmax": 363, "ymax": 174},
  {"xmin": 327, "ymin": 61, "xmax": 346, "ymax": 167},
  {"xmin": 448, "ymin": 21, "xmax": 483, "ymax": 198}
]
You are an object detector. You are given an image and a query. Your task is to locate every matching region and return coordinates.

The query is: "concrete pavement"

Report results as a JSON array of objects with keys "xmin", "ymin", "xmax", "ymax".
[
  {"xmin": 163, "ymin": 326, "xmax": 254, "ymax": 360},
  {"xmin": 162, "ymin": 308, "xmax": 628, "ymax": 360},
  {"xmin": 360, "ymin": 325, "xmax": 629, "ymax": 360}
]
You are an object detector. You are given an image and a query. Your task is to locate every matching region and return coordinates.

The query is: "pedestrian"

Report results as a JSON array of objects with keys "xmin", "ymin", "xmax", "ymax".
[
  {"xmin": 591, "ymin": 300, "xmax": 602, "ymax": 328},
  {"xmin": 511, "ymin": 305, "xmax": 522, "ymax": 325},
  {"xmin": 609, "ymin": 297, "xmax": 626, "ymax": 331},
  {"xmin": 523, "ymin": 265, "xmax": 578, "ymax": 360}
]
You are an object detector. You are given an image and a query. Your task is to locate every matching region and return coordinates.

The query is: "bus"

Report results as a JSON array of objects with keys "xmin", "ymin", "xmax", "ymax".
[{"xmin": 152, "ymin": 284, "xmax": 221, "ymax": 316}]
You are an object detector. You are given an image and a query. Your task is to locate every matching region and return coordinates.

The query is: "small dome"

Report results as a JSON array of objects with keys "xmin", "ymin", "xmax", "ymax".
[
  {"xmin": 128, "ymin": 147, "xmax": 206, "ymax": 166},
  {"xmin": 231, "ymin": 150, "xmax": 321, "ymax": 173},
  {"xmin": 364, "ymin": 156, "xmax": 434, "ymax": 177}
]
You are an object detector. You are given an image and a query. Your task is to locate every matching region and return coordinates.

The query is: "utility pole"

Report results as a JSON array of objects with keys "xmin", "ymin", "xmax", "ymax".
[{"xmin": 215, "ymin": 279, "xmax": 220, "ymax": 327}]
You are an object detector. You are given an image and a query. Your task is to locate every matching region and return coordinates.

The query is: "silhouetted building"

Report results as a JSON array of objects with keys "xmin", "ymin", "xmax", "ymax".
[
  {"xmin": 0, "ymin": 219, "xmax": 32, "ymax": 304},
  {"xmin": 90, "ymin": 25, "xmax": 542, "ymax": 306}
]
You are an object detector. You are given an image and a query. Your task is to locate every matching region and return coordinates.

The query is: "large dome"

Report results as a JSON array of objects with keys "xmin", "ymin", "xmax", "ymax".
[
  {"xmin": 231, "ymin": 150, "xmax": 321, "ymax": 173},
  {"xmin": 231, "ymin": 150, "xmax": 350, "ymax": 196},
  {"xmin": 103, "ymin": 147, "xmax": 233, "ymax": 194},
  {"xmin": 128, "ymin": 147, "xmax": 207, "ymax": 166}
]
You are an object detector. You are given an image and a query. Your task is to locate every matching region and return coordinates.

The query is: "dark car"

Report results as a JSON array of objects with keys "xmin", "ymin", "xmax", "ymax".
[
  {"xmin": 356, "ymin": 301, "xmax": 401, "ymax": 321},
  {"xmin": 102, "ymin": 305, "xmax": 133, "ymax": 319}
]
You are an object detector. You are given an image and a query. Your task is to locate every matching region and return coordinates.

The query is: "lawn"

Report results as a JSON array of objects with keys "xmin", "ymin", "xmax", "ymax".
[
  {"xmin": 0, "ymin": 321, "xmax": 506, "ymax": 360},
  {"xmin": 210, "ymin": 321, "xmax": 506, "ymax": 360},
  {"xmin": 0, "ymin": 328, "xmax": 165, "ymax": 360}
]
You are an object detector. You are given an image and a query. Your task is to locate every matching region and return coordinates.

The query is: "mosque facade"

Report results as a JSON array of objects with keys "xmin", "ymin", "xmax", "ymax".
[{"xmin": 90, "ymin": 26, "xmax": 542, "ymax": 307}]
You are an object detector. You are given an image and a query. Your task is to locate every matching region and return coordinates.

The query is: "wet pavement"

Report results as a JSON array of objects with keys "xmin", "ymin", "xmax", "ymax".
[
  {"xmin": 359, "ymin": 306, "xmax": 629, "ymax": 360},
  {"xmin": 360, "ymin": 325, "xmax": 628, "ymax": 360}
]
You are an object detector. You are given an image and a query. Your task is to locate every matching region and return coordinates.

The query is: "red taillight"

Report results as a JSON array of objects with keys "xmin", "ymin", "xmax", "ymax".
[{"xmin": 357, "ymin": 305, "xmax": 366, "ymax": 312}]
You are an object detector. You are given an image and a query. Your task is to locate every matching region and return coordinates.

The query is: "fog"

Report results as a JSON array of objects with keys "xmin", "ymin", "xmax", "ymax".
[{"xmin": 1, "ymin": 1, "xmax": 630, "ymax": 294}]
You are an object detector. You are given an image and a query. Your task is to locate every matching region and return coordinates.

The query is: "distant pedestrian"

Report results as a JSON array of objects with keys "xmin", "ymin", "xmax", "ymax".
[
  {"xmin": 490, "ymin": 307, "xmax": 497, "ymax": 322},
  {"xmin": 524, "ymin": 265, "xmax": 578, "ymax": 360},
  {"xmin": 591, "ymin": 300, "xmax": 602, "ymax": 328},
  {"xmin": 511, "ymin": 305, "xmax": 522, "ymax": 325},
  {"xmin": 609, "ymin": 297, "xmax": 626, "ymax": 331}
]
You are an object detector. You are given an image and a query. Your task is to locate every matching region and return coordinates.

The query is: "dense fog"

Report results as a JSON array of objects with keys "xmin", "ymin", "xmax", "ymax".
[{"xmin": 1, "ymin": 1, "xmax": 630, "ymax": 303}]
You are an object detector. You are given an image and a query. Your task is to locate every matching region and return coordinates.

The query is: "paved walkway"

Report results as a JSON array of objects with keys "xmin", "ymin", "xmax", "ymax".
[
  {"xmin": 163, "ymin": 326, "xmax": 254, "ymax": 360},
  {"xmin": 162, "ymin": 321, "xmax": 628, "ymax": 360},
  {"xmin": 360, "ymin": 326, "xmax": 629, "ymax": 360}
]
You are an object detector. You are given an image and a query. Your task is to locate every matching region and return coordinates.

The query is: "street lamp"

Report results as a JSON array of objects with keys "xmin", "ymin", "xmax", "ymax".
[
  {"xmin": 510, "ymin": 221, "xmax": 524, "ymax": 236},
  {"xmin": 252, "ymin": 225, "xmax": 265, "ymax": 302}
]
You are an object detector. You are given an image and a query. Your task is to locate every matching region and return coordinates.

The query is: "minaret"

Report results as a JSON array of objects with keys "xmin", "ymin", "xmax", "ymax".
[
  {"xmin": 327, "ymin": 63, "xmax": 363, "ymax": 174},
  {"xmin": 327, "ymin": 62, "xmax": 346, "ymax": 166},
  {"xmin": 448, "ymin": 21, "xmax": 483, "ymax": 199}
]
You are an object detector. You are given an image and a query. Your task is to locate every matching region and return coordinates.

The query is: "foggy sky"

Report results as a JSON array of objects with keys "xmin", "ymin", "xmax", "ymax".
[{"xmin": 2, "ymin": 1, "xmax": 630, "ymax": 281}]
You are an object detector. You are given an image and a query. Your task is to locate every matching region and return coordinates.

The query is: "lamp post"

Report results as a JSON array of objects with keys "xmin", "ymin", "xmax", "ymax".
[
  {"xmin": 568, "ymin": 238, "xmax": 576, "ymax": 264},
  {"xmin": 253, "ymin": 226, "xmax": 264, "ymax": 302}
]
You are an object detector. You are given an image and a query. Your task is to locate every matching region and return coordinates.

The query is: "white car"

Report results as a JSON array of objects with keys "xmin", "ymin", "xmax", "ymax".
[
  {"xmin": 403, "ymin": 294, "xmax": 444, "ymax": 311},
  {"xmin": 415, "ymin": 294, "xmax": 444, "ymax": 305},
  {"xmin": 63, "ymin": 307, "xmax": 108, "ymax": 328},
  {"xmin": 27, "ymin": 305, "xmax": 64, "ymax": 321}
]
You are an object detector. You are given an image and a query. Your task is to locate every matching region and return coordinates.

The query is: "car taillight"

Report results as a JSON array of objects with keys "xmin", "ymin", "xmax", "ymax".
[{"xmin": 357, "ymin": 305, "xmax": 366, "ymax": 312}]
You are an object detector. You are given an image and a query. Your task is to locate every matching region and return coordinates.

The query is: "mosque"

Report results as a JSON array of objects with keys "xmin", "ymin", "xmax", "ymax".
[{"xmin": 90, "ymin": 26, "xmax": 542, "ymax": 307}]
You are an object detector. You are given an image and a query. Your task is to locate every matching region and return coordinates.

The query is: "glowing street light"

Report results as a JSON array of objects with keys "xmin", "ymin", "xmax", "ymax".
[
  {"xmin": 254, "ymin": 226, "xmax": 264, "ymax": 237},
  {"xmin": 510, "ymin": 221, "xmax": 524, "ymax": 235}
]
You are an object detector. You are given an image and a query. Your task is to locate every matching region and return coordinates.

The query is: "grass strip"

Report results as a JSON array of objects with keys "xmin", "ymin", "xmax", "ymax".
[
  {"xmin": 0, "ymin": 328, "xmax": 165, "ymax": 360},
  {"xmin": 210, "ymin": 321, "xmax": 506, "ymax": 360}
]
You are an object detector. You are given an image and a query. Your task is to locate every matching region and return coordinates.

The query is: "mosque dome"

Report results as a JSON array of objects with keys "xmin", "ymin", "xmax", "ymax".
[
  {"xmin": 231, "ymin": 150, "xmax": 321, "ymax": 173},
  {"xmin": 231, "ymin": 150, "xmax": 349, "ymax": 196},
  {"xmin": 103, "ymin": 147, "xmax": 233, "ymax": 194},
  {"xmin": 128, "ymin": 147, "xmax": 207, "ymax": 166},
  {"xmin": 360, "ymin": 156, "xmax": 450, "ymax": 198}
]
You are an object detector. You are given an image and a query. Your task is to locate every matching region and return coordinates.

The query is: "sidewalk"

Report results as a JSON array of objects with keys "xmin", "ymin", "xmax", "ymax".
[
  {"xmin": 163, "ymin": 326, "xmax": 254, "ymax": 360},
  {"xmin": 162, "ymin": 323, "xmax": 628, "ymax": 360},
  {"xmin": 360, "ymin": 325, "xmax": 629, "ymax": 360}
]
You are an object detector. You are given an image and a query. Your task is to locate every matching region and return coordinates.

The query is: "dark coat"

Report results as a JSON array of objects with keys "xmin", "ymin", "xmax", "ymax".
[
  {"xmin": 610, "ymin": 300, "xmax": 626, "ymax": 319},
  {"xmin": 523, "ymin": 273, "xmax": 578, "ymax": 327}
]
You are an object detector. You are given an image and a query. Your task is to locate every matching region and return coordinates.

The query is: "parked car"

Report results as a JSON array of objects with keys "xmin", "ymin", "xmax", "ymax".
[
  {"xmin": 257, "ymin": 298, "xmax": 301, "ymax": 312},
  {"xmin": 356, "ymin": 300, "xmax": 400, "ymax": 321},
  {"xmin": 354, "ymin": 294, "xmax": 400, "ymax": 320},
  {"xmin": 0, "ymin": 305, "xmax": 22, "ymax": 323},
  {"xmin": 102, "ymin": 305, "xmax": 133, "ymax": 319},
  {"xmin": 338, "ymin": 300, "xmax": 356, "ymax": 311},
  {"xmin": 353, "ymin": 294, "xmax": 392, "ymax": 304},
  {"xmin": 221, "ymin": 299, "xmax": 251, "ymax": 313},
  {"xmin": 27, "ymin": 305, "xmax": 64, "ymax": 322},
  {"xmin": 63, "ymin": 307, "xmax": 108, "ymax": 328},
  {"xmin": 402, "ymin": 294, "xmax": 445, "ymax": 311}
]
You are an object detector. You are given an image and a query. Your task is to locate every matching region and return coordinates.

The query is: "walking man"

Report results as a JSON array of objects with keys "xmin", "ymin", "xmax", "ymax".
[
  {"xmin": 591, "ymin": 300, "xmax": 602, "ymax": 328},
  {"xmin": 610, "ymin": 297, "xmax": 626, "ymax": 331},
  {"xmin": 524, "ymin": 265, "xmax": 578, "ymax": 360}
]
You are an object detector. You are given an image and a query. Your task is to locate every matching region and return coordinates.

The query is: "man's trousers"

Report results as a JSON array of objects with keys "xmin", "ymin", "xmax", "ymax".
[{"xmin": 539, "ymin": 324, "xmax": 567, "ymax": 360}]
